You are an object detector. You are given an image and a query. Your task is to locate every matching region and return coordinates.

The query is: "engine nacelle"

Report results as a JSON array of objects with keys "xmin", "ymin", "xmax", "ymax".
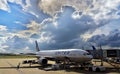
[{"xmin": 38, "ymin": 58, "xmax": 48, "ymax": 65}]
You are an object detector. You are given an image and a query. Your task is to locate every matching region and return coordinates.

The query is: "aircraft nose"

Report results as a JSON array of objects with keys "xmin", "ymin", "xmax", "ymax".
[
  {"xmin": 87, "ymin": 55, "xmax": 93, "ymax": 60},
  {"xmin": 90, "ymin": 55, "xmax": 93, "ymax": 59}
]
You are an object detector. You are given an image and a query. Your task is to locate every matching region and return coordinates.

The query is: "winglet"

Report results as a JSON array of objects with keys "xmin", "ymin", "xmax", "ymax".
[{"xmin": 35, "ymin": 41, "xmax": 40, "ymax": 51}]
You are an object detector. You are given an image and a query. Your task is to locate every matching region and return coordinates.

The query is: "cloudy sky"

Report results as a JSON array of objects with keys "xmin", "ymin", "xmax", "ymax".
[{"xmin": 0, "ymin": 0, "xmax": 120, "ymax": 53}]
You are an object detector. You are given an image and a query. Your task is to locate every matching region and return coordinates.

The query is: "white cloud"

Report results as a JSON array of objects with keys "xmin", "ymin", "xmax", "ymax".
[
  {"xmin": 81, "ymin": 28, "xmax": 106, "ymax": 41},
  {"xmin": 80, "ymin": 0, "xmax": 120, "ymax": 41},
  {"xmin": 22, "ymin": 0, "xmax": 45, "ymax": 19},
  {"xmin": 72, "ymin": 11, "xmax": 82, "ymax": 19},
  {"xmin": 8, "ymin": 0, "xmax": 24, "ymax": 6},
  {"xmin": 3, "ymin": 0, "xmax": 44, "ymax": 19},
  {"xmin": 0, "ymin": 45, "xmax": 8, "ymax": 53},
  {"xmin": 39, "ymin": 0, "xmax": 93, "ymax": 16},
  {"xmin": 88, "ymin": 0, "xmax": 120, "ymax": 23},
  {"xmin": 39, "ymin": 0, "xmax": 120, "ymax": 26},
  {"xmin": 0, "ymin": 26, "xmax": 9, "ymax": 53},
  {"xmin": 0, "ymin": 23, "xmax": 36, "ymax": 53},
  {"xmin": 0, "ymin": 0, "xmax": 31, "ymax": 13},
  {"xmin": 0, "ymin": 25, "xmax": 8, "ymax": 31},
  {"xmin": 0, "ymin": 0, "xmax": 10, "ymax": 12},
  {"xmin": 20, "ymin": 46, "xmax": 33, "ymax": 53},
  {"xmin": 0, "ymin": 0, "xmax": 25, "ymax": 12},
  {"xmin": 17, "ymin": 21, "xmax": 41, "ymax": 38}
]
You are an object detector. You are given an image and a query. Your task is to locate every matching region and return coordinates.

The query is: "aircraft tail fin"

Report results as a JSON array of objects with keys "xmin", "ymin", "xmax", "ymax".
[
  {"xmin": 92, "ymin": 45, "xmax": 96, "ymax": 51},
  {"xmin": 91, "ymin": 45, "xmax": 103, "ymax": 59},
  {"xmin": 35, "ymin": 41, "xmax": 40, "ymax": 51},
  {"xmin": 91, "ymin": 45, "xmax": 97, "ymax": 58}
]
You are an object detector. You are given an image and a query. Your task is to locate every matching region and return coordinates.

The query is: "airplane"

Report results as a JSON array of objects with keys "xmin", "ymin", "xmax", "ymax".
[
  {"xmin": 31, "ymin": 41, "xmax": 93, "ymax": 66},
  {"xmin": 20, "ymin": 41, "xmax": 93, "ymax": 70}
]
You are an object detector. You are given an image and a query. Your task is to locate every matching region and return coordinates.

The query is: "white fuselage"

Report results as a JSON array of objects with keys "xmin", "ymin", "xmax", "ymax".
[{"xmin": 36, "ymin": 49, "xmax": 93, "ymax": 63}]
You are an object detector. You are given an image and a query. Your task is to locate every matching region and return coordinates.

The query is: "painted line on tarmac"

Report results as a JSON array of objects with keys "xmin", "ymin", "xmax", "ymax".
[{"xmin": 6, "ymin": 61, "xmax": 24, "ymax": 74}]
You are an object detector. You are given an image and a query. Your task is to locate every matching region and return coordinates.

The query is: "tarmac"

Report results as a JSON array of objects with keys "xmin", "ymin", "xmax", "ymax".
[{"xmin": 0, "ymin": 58, "xmax": 120, "ymax": 74}]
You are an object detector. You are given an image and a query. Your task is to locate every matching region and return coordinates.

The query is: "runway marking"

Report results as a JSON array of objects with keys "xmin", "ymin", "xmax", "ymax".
[{"xmin": 6, "ymin": 61, "xmax": 24, "ymax": 74}]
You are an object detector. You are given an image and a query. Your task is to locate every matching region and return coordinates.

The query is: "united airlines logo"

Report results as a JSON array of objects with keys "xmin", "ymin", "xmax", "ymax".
[{"xmin": 55, "ymin": 51, "xmax": 70, "ymax": 55}]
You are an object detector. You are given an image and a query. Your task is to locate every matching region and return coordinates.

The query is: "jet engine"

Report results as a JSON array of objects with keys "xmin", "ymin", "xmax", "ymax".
[{"xmin": 38, "ymin": 58, "xmax": 48, "ymax": 65}]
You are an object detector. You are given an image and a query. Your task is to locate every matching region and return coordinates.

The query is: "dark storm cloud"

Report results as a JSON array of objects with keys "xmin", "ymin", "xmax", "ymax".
[
  {"xmin": 39, "ymin": 6, "xmax": 108, "ymax": 49},
  {"xmin": 88, "ymin": 29, "xmax": 120, "ymax": 47}
]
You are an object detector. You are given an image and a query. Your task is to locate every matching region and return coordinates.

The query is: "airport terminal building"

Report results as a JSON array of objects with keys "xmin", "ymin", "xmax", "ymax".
[
  {"xmin": 87, "ymin": 49, "xmax": 120, "ymax": 58},
  {"xmin": 103, "ymin": 49, "xmax": 120, "ymax": 58}
]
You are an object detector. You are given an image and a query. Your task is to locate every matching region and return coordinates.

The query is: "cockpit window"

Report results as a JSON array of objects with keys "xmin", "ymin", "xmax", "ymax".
[
  {"xmin": 87, "ymin": 52, "xmax": 90, "ymax": 55},
  {"xmin": 83, "ymin": 52, "xmax": 90, "ymax": 55}
]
